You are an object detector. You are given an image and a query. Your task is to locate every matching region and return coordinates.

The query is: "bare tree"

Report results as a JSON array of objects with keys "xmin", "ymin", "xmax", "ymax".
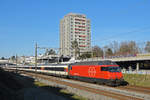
[
  {"xmin": 92, "ymin": 45, "xmax": 103, "ymax": 57},
  {"xmin": 109, "ymin": 41, "xmax": 119, "ymax": 55},
  {"xmin": 119, "ymin": 41, "xmax": 128, "ymax": 55},
  {"xmin": 129, "ymin": 41, "xmax": 138, "ymax": 53},
  {"xmin": 119, "ymin": 41, "xmax": 139, "ymax": 55},
  {"xmin": 145, "ymin": 41, "xmax": 150, "ymax": 53}
]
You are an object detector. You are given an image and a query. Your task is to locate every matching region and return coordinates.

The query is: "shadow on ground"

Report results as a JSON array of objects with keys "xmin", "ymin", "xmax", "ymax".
[
  {"xmin": 0, "ymin": 68, "xmax": 34, "ymax": 100},
  {"xmin": 39, "ymin": 86, "xmax": 81, "ymax": 100},
  {"xmin": 0, "ymin": 68, "xmax": 85, "ymax": 100}
]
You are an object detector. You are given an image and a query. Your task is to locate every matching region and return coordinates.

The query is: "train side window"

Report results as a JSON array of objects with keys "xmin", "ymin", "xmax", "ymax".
[{"xmin": 101, "ymin": 67, "xmax": 108, "ymax": 71}]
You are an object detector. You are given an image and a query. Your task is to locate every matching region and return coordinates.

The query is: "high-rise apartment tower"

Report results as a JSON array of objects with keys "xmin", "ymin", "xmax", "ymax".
[{"xmin": 60, "ymin": 13, "xmax": 91, "ymax": 57}]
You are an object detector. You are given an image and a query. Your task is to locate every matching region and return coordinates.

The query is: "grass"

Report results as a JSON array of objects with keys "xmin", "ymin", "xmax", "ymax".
[
  {"xmin": 60, "ymin": 89, "xmax": 87, "ymax": 100},
  {"xmin": 34, "ymin": 81, "xmax": 47, "ymax": 87},
  {"xmin": 123, "ymin": 73, "xmax": 150, "ymax": 87},
  {"xmin": 34, "ymin": 81, "xmax": 87, "ymax": 100}
]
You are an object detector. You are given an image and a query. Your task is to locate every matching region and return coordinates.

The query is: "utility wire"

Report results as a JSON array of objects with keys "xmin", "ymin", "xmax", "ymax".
[{"xmin": 92, "ymin": 26, "xmax": 150, "ymax": 43}]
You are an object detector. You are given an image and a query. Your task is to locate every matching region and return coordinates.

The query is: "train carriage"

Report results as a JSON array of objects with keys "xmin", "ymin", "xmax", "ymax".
[{"xmin": 40, "ymin": 64, "xmax": 68, "ymax": 77}]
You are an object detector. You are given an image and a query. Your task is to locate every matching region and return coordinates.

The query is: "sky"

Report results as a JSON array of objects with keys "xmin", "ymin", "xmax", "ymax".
[{"xmin": 0, "ymin": 0, "xmax": 150, "ymax": 58}]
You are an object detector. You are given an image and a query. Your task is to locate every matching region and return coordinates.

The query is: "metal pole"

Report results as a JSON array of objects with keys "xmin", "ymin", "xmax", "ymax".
[
  {"xmin": 35, "ymin": 43, "xmax": 37, "ymax": 77},
  {"xmin": 16, "ymin": 54, "xmax": 18, "ymax": 73},
  {"xmin": 91, "ymin": 48, "xmax": 93, "ymax": 60},
  {"xmin": 57, "ymin": 48, "xmax": 60, "ymax": 64},
  {"xmin": 136, "ymin": 63, "xmax": 139, "ymax": 72},
  {"xmin": 103, "ymin": 48, "xmax": 106, "ymax": 59}
]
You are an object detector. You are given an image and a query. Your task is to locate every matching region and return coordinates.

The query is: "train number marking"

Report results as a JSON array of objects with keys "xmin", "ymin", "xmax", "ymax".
[{"xmin": 88, "ymin": 67, "xmax": 96, "ymax": 77}]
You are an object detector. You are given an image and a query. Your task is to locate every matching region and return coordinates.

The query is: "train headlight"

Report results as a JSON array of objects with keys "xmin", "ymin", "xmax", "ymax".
[{"xmin": 120, "ymin": 77, "xmax": 124, "ymax": 80}]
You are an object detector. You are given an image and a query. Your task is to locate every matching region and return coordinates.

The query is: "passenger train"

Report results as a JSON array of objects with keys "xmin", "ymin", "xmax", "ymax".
[{"xmin": 10, "ymin": 60, "xmax": 128, "ymax": 86}]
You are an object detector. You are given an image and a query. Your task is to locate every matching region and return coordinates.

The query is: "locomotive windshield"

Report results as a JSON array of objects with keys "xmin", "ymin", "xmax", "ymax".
[
  {"xmin": 101, "ymin": 67, "xmax": 121, "ymax": 72},
  {"xmin": 108, "ymin": 67, "xmax": 121, "ymax": 72}
]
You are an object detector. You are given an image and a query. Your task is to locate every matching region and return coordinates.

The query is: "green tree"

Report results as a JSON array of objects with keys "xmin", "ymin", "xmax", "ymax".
[
  {"xmin": 1, "ymin": 57, "xmax": 5, "ymax": 60},
  {"xmin": 48, "ymin": 49, "xmax": 56, "ymax": 55},
  {"xmin": 105, "ymin": 48, "xmax": 113, "ymax": 56},
  {"xmin": 45, "ymin": 49, "xmax": 56, "ymax": 55},
  {"xmin": 79, "ymin": 52, "xmax": 91, "ymax": 59},
  {"xmin": 10, "ymin": 56, "xmax": 16, "ymax": 60},
  {"xmin": 71, "ymin": 40, "xmax": 80, "ymax": 59}
]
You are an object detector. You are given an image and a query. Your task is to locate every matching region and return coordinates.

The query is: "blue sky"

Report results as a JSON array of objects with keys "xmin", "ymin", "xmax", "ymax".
[{"xmin": 0, "ymin": 0, "xmax": 150, "ymax": 57}]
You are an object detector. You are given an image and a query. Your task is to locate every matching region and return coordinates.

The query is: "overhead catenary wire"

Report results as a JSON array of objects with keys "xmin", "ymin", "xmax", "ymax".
[{"xmin": 91, "ymin": 26, "xmax": 150, "ymax": 44}]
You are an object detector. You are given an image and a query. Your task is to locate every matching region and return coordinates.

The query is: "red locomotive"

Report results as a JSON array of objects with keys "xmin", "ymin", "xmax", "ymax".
[{"xmin": 68, "ymin": 61, "xmax": 128, "ymax": 86}]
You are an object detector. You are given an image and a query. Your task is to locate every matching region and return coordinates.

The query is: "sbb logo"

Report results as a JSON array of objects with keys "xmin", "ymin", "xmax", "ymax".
[{"xmin": 88, "ymin": 67, "xmax": 96, "ymax": 77}]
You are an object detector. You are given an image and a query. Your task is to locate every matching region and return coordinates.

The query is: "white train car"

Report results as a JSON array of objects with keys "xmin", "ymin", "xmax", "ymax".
[
  {"xmin": 11, "ymin": 64, "xmax": 69, "ymax": 77},
  {"xmin": 37, "ymin": 64, "xmax": 69, "ymax": 77}
]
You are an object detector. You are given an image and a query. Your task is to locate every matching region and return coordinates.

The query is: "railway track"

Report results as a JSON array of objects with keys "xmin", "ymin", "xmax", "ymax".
[
  {"xmin": 117, "ymin": 85, "xmax": 150, "ymax": 95},
  {"xmin": 4, "ymin": 69, "xmax": 150, "ymax": 100},
  {"xmin": 21, "ymin": 71, "xmax": 146, "ymax": 100}
]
